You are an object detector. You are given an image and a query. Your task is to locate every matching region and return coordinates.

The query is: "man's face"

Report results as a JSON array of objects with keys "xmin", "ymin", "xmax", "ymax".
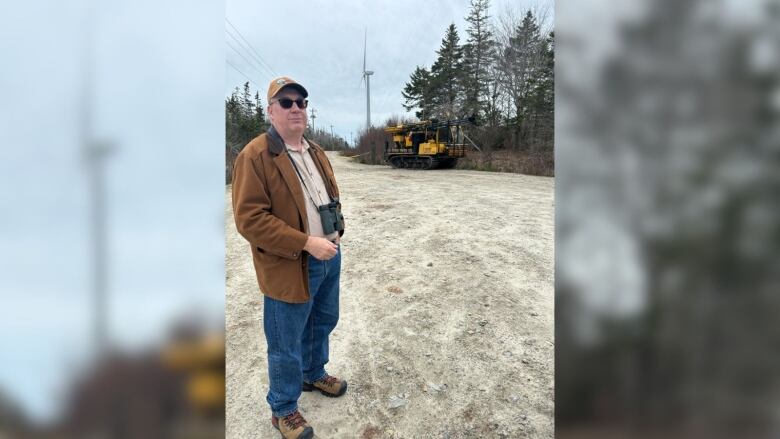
[{"xmin": 268, "ymin": 89, "xmax": 308, "ymax": 137}]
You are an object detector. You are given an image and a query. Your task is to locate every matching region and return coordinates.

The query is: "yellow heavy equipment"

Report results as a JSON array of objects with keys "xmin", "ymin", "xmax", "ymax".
[
  {"xmin": 383, "ymin": 117, "xmax": 477, "ymax": 169},
  {"xmin": 162, "ymin": 332, "xmax": 225, "ymax": 418}
]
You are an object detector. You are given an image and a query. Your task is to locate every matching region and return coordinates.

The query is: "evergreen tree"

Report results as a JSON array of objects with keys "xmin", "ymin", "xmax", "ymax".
[
  {"xmin": 225, "ymin": 83, "xmax": 268, "ymax": 183},
  {"xmin": 462, "ymin": 0, "xmax": 496, "ymax": 119},
  {"xmin": 505, "ymin": 10, "xmax": 542, "ymax": 130},
  {"xmin": 526, "ymin": 31, "xmax": 554, "ymax": 150},
  {"xmin": 402, "ymin": 66, "xmax": 434, "ymax": 120},
  {"xmin": 429, "ymin": 23, "xmax": 464, "ymax": 119},
  {"xmin": 255, "ymin": 91, "xmax": 265, "ymax": 125},
  {"xmin": 241, "ymin": 81, "xmax": 253, "ymax": 119}
]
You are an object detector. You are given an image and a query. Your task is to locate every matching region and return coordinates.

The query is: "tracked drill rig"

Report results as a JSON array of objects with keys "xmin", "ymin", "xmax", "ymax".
[{"xmin": 383, "ymin": 117, "xmax": 477, "ymax": 169}]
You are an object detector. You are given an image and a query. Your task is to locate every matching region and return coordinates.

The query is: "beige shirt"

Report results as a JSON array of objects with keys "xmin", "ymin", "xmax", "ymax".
[{"xmin": 285, "ymin": 139, "xmax": 339, "ymax": 241}]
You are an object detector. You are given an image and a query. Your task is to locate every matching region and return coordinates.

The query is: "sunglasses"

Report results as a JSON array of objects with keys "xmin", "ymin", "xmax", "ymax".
[{"xmin": 273, "ymin": 97, "xmax": 308, "ymax": 109}]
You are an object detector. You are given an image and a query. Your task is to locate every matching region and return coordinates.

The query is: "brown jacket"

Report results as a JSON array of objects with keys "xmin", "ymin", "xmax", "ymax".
[{"xmin": 231, "ymin": 127, "xmax": 343, "ymax": 303}]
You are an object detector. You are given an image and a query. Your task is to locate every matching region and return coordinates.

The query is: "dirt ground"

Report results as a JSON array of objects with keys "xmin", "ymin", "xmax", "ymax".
[{"xmin": 225, "ymin": 152, "xmax": 554, "ymax": 439}]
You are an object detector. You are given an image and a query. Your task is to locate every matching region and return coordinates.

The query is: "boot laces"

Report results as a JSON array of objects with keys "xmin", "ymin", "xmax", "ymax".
[
  {"xmin": 283, "ymin": 411, "xmax": 307, "ymax": 429},
  {"xmin": 319, "ymin": 375, "xmax": 339, "ymax": 386}
]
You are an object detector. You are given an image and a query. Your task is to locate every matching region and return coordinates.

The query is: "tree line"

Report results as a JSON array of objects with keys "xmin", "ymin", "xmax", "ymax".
[{"xmin": 402, "ymin": 1, "xmax": 553, "ymax": 155}]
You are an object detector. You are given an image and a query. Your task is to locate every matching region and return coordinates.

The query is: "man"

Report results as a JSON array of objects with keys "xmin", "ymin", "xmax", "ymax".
[{"xmin": 232, "ymin": 76, "xmax": 347, "ymax": 439}]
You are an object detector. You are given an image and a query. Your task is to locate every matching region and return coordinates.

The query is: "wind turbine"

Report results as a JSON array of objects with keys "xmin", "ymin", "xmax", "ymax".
[{"xmin": 360, "ymin": 29, "xmax": 374, "ymax": 131}]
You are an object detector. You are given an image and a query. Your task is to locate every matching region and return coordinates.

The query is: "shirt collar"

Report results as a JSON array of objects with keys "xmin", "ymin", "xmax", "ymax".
[{"xmin": 285, "ymin": 138, "xmax": 309, "ymax": 153}]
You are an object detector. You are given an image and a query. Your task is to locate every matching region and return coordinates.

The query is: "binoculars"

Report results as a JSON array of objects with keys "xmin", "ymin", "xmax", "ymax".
[{"xmin": 318, "ymin": 198, "xmax": 345, "ymax": 235}]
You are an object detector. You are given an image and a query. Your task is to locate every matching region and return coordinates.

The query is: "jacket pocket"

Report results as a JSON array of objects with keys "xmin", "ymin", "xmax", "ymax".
[{"xmin": 257, "ymin": 245, "xmax": 300, "ymax": 261}]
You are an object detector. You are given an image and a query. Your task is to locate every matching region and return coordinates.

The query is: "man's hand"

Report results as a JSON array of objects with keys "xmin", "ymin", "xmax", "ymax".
[{"xmin": 304, "ymin": 236, "xmax": 338, "ymax": 260}]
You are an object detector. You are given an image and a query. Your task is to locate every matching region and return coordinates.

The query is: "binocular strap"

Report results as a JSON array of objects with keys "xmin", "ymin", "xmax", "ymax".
[{"xmin": 286, "ymin": 150, "xmax": 332, "ymax": 207}]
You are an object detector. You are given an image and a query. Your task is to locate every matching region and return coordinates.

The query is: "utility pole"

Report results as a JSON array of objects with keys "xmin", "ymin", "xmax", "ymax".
[
  {"xmin": 330, "ymin": 125, "xmax": 334, "ymax": 138},
  {"xmin": 309, "ymin": 107, "xmax": 317, "ymax": 130}
]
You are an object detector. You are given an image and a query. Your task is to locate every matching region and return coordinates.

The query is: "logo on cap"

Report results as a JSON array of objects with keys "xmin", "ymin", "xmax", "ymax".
[{"xmin": 276, "ymin": 79, "xmax": 287, "ymax": 85}]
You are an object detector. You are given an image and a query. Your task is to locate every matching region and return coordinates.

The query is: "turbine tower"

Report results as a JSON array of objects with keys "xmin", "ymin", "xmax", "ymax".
[{"xmin": 361, "ymin": 29, "xmax": 373, "ymax": 131}]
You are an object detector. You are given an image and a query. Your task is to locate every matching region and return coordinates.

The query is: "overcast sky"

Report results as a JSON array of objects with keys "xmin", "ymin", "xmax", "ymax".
[{"xmin": 225, "ymin": 0, "xmax": 554, "ymax": 143}]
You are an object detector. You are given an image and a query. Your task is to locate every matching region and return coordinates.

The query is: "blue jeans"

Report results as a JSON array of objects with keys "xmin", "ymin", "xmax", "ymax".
[{"xmin": 264, "ymin": 247, "xmax": 341, "ymax": 418}]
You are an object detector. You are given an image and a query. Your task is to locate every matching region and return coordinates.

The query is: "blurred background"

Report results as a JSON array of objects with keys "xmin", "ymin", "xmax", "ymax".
[
  {"xmin": 556, "ymin": 0, "xmax": 780, "ymax": 438},
  {"xmin": 0, "ymin": 0, "xmax": 225, "ymax": 437}
]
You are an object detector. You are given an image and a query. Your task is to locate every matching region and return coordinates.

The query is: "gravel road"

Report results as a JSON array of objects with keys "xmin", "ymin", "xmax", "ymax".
[{"xmin": 226, "ymin": 152, "xmax": 554, "ymax": 438}]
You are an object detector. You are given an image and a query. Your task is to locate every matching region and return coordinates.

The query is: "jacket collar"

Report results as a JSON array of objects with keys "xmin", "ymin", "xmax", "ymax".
[{"xmin": 266, "ymin": 126, "xmax": 285, "ymax": 155}]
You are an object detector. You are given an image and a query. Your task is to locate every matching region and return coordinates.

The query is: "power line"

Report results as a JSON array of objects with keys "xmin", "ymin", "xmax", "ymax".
[
  {"xmin": 225, "ymin": 18, "xmax": 278, "ymax": 77},
  {"xmin": 225, "ymin": 29, "xmax": 275, "ymax": 80},
  {"xmin": 226, "ymin": 40, "xmax": 271, "ymax": 82},
  {"xmin": 225, "ymin": 59, "xmax": 263, "ymax": 90}
]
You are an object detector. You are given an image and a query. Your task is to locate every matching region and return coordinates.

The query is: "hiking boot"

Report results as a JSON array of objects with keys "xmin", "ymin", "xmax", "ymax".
[
  {"xmin": 271, "ymin": 410, "xmax": 314, "ymax": 439},
  {"xmin": 302, "ymin": 374, "xmax": 348, "ymax": 397}
]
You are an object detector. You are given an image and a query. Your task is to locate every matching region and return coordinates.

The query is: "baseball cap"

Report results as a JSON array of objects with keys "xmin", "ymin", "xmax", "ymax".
[{"xmin": 267, "ymin": 76, "xmax": 309, "ymax": 103}]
